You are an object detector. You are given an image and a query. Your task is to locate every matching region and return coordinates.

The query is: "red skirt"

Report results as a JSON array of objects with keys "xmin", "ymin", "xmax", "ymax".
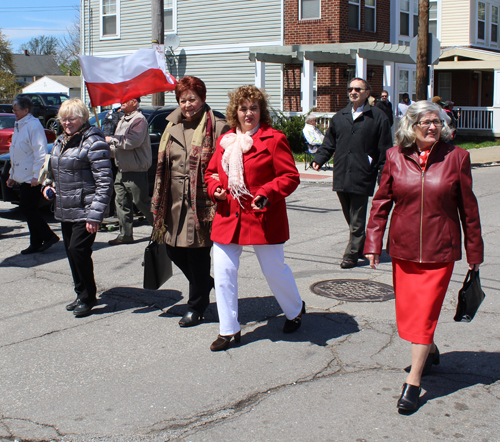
[{"xmin": 392, "ymin": 258, "xmax": 454, "ymax": 345}]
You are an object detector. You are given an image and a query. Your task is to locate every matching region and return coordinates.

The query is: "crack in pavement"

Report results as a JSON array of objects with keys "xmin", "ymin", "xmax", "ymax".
[{"xmin": 0, "ymin": 414, "xmax": 64, "ymax": 440}]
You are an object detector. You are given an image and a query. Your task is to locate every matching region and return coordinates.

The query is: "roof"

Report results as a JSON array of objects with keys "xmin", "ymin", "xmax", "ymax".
[
  {"xmin": 436, "ymin": 46, "xmax": 500, "ymax": 70},
  {"xmin": 249, "ymin": 42, "xmax": 414, "ymax": 65},
  {"xmin": 44, "ymin": 75, "xmax": 82, "ymax": 89},
  {"xmin": 12, "ymin": 54, "xmax": 63, "ymax": 77}
]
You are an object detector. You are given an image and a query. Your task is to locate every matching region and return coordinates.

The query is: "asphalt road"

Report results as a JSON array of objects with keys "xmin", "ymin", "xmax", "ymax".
[{"xmin": 0, "ymin": 162, "xmax": 499, "ymax": 442}]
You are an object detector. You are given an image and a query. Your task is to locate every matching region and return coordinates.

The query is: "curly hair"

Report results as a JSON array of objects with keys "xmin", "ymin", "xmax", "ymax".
[
  {"xmin": 225, "ymin": 85, "xmax": 273, "ymax": 129},
  {"xmin": 175, "ymin": 76, "xmax": 207, "ymax": 103},
  {"xmin": 395, "ymin": 101, "xmax": 453, "ymax": 149}
]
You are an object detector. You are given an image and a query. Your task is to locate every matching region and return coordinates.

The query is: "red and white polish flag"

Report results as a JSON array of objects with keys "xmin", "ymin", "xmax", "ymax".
[{"xmin": 79, "ymin": 48, "xmax": 177, "ymax": 107}]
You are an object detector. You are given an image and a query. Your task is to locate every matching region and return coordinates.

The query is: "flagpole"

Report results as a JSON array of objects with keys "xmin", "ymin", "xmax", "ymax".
[{"xmin": 92, "ymin": 107, "xmax": 101, "ymax": 129}]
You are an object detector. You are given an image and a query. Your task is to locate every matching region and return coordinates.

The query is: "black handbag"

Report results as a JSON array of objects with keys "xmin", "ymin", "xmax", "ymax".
[
  {"xmin": 454, "ymin": 270, "xmax": 486, "ymax": 322},
  {"xmin": 143, "ymin": 239, "xmax": 173, "ymax": 290}
]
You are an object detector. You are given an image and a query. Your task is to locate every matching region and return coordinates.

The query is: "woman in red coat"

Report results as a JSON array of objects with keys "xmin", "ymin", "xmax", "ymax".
[
  {"xmin": 364, "ymin": 101, "xmax": 483, "ymax": 412},
  {"xmin": 205, "ymin": 85, "xmax": 305, "ymax": 351}
]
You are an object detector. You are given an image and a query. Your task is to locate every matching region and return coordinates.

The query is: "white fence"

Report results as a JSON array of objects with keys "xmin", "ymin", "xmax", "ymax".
[
  {"xmin": 457, "ymin": 107, "xmax": 493, "ymax": 131},
  {"xmin": 275, "ymin": 112, "xmax": 334, "ymax": 130}
]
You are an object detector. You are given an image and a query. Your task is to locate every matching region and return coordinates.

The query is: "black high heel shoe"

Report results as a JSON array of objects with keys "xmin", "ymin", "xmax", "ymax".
[
  {"xmin": 179, "ymin": 310, "xmax": 203, "ymax": 327},
  {"xmin": 422, "ymin": 345, "xmax": 440, "ymax": 376},
  {"xmin": 397, "ymin": 383, "xmax": 421, "ymax": 412},
  {"xmin": 283, "ymin": 301, "xmax": 306, "ymax": 333},
  {"xmin": 210, "ymin": 331, "xmax": 241, "ymax": 351}
]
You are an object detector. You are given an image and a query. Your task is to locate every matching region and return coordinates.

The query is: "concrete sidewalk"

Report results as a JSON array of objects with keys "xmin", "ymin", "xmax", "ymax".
[{"xmin": 297, "ymin": 145, "xmax": 500, "ymax": 183}]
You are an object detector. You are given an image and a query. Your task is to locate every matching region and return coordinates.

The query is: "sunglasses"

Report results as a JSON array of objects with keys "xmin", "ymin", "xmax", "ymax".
[{"xmin": 347, "ymin": 87, "xmax": 366, "ymax": 93}]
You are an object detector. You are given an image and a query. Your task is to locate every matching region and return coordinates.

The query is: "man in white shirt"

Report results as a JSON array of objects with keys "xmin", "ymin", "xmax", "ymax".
[
  {"xmin": 397, "ymin": 93, "xmax": 413, "ymax": 117},
  {"xmin": 7, "ymin": 96, "xmax": 59, "ymax": 254},
  {"xmin": 302, "ymin": 115, "xmax": 325, "ymax": 153}
]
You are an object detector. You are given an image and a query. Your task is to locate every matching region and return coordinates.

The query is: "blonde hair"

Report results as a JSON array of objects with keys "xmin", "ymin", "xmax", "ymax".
[
  {"xmin": 395, "ymin": 101, "xmax": 453, "ymax": 148},
  {"xmin": 57, "ymin": 98, "xmax": 90, "ymax": 124},
  {"xmin": 225, "ymin": 85, "xmax": 272, "ymax": 129}
]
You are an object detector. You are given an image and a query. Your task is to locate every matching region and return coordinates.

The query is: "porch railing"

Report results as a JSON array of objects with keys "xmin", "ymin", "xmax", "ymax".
[
  {"xmin": 275, "ymin": 112, "xmax": 334, "ymax": 130},
  {"xmin": 456, "ymin": 107, "xmax": 493, "ymax": 130}
]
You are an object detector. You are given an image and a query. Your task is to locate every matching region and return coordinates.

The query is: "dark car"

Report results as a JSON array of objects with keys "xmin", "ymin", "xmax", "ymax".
[
  {"xmin": 16, "ymin": 93, "xmax": 70, "ymax": 132},
  {"xmin": 0, "ymin": 113, "xmax": 57, "ymax": 155},
  {"xmin": 0, "ymin": 104, "xmax": 12, "ymax": 113}
]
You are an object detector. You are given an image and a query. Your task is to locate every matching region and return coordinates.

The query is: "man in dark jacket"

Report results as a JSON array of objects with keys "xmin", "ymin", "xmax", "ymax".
[
  {"xmin": 101, "ymin": 103, "xmax": 124, "ymax": 136},
  {"xmin": 375, "ymin": 90, "xmax": 394, "ymax": 127},
  {"xmin": 312, "ymin": 78, "xmax": 392, "ymax": 269}
]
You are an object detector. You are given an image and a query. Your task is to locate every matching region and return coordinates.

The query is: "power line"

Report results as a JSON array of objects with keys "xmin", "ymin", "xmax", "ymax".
[
  {"xmin": 0, "ymin": 6, "xmax": 78, "ymax": 10},
  {"xmin": 2, "ymin": 28, "xmax": 70, "ymax": 32}
]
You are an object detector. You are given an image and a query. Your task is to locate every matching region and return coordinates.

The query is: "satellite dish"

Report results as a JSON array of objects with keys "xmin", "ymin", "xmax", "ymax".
[{"xmin": 164, "ymin": 34, "xmax": 180, "ymax": 51}]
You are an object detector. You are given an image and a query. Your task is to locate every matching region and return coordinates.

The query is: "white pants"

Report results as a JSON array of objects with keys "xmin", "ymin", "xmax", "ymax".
[{"xmin": 213, "ymin": 242, "xmax": 303, "ymax": 335}]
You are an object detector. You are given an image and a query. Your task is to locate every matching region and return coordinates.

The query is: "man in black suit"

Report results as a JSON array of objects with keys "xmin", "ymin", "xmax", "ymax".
[{"xmin": 375, "ymin": 90, "xmax": 394, "ymax": 127}]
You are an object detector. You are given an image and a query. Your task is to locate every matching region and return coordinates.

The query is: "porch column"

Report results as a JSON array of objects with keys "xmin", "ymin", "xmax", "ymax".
[
  {"xmin": 355, "ymin": 53, "xmax": 367, "ymax": 80},
  {"xmin": 383, "ymin": 61, "xmax": 394, "ymax": 102},
  {"xmin": 493, "ymin": 69, "xmax": 500, "ymax": 136},
  {"xmin": 255, "ymin": 60, "xmax": 265, "ymax": 89},
  {"xmin": 301, "ymin": 58, "xmax": 314, "ymax": 113},
  {"xmin": 494, "ymin": 69, "xmax": 500, "ymax": 107}
]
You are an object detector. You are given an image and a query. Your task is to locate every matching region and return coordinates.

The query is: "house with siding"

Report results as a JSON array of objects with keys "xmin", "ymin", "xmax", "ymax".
[{"xmin": 81, "ymin": 0, "xmax": 500, "ymax": 134}]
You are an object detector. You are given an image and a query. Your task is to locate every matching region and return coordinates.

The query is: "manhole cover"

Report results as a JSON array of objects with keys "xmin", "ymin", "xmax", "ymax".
[{"xmin": 310, "ymin": 279, "xmax": 395, "ymax": 302}]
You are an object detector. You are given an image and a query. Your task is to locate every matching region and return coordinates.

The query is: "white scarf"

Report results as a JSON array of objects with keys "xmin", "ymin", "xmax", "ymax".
[{"xmin": 220, "ymin": 124, "xmax": 260, "ymax": 204}]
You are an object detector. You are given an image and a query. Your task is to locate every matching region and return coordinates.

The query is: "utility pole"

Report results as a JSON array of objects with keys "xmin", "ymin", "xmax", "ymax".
[
  {"xmin": 416, "ymin": 0, "xmax": 429, "ymax": 100},
  {"xmin": 152, "ymin": 0, "xmax": 165, "ymax": 107}
]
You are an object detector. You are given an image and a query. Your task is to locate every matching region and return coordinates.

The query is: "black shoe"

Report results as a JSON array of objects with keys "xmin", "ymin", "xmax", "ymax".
[
  {"xmin": 210, "ymin": 331, "xmax": 241, "ymax": 351},
  {"xmin": 340, "ymin": 259, "xmax": 357, "ymax": 269},
  {"xmin": 179, "ymin": 310, "xmax": 203, "ymax": 327},
  {"xmin": 73, "ymin": 300, "xmax": 97, "ymax": 317},
  {"xmin": 66, "ymin": 298, "xmax": 79, "ymax": 311},
  {"xmin": 38, "ymin": 235, "xmax": 60, "ymax": 252},
  {"xmin": 21, "ymin": 245, "xmax": 42, "ymax": 255},
  {"xmin": 397, "ymin": 383, "xmax": 421, "ymax": 412},
  {"xmin": 283, "ymin": 301, "xmax": 306, "ymax": 333},
  {"xmin": 422, "ymin": 346, "xmax": 440, "ymax": 376}
]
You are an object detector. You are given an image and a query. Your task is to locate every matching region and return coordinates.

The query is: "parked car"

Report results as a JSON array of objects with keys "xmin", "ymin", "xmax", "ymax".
[
  {"xmin": 0, "ymin": 104, "xmax": 12, "ymax": 113},
  {"xmin": 0, "ymin": 113, "xmax": 57, "ymax": 155},
  {"xmin": 1, "ymin": 105, "xmax": 225, "ymax": 206},
  {"xmin": 15, "ymin": 93, "xmax": 69, "ymax": 133}
]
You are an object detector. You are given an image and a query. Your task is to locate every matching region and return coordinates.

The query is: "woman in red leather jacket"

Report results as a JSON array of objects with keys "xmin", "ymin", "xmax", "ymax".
[
  {"xmin": 205, "ymin": 85, "xmax": 305, "ymax": 352},
  {"xmin": 364, "ymin": 101, "xmax": 483, "ymax": 413}
]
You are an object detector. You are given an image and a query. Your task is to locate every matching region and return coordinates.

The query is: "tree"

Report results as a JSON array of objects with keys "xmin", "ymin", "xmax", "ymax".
[
  {"xmin": 19, "ymin": 35, "xmax": 59, "ymax": 56},
  {"xmin": 0, "ymin": 30, "xmax": 19, "ymax": 103},
  {"xmin": 58, "ymin": 13, "xmax": 81, "ymax": 76},
  {"xmin": 0, "ymin": 29, "xmax": 14, "ymax": 72}
]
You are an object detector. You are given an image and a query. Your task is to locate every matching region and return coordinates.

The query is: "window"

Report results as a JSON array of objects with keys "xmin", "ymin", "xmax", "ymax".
[
  {"xmin": 492, "ymin": 5, "xmax": 499, "ymax": 44},
  {"xmin": 164, "ymin": 0, "xmax": 177, "ymax": 33},
  {"xmin": 429, "ymin": 1, "xmax": 438, "ymax": 37},
  {"xmin": 412, "ymin": 0, "xmax": 419, "ymax": 37},
  {"xmin": 478, "ymin": 2, "xmax": 486, "ymax": 41},
  {"xmin": 400, "ymin": 0, "xmax": 410, "ymax": 36},
  {"xmin": 438, "ymin": 73, "xmax": 452, "ymax": 102},
  {"xmin": 101, "ymin": 0, "xmax": 119, "ymax": 38},
  {"xmin": 365, "ymin": 0, "xmax": 376, "ymax": 32},
  {"xmin": 349, "ymin": 0, "xmax": 360, "ymax": 30},
  {"xmin": 300, "ymin": 0, "xmax": 320, "ymax": 19}
]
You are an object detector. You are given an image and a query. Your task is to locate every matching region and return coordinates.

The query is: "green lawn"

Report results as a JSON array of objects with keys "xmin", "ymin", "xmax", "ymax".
[{"xmin": 454, "ymin": 138, "xmax": 500, "ymax": 150}]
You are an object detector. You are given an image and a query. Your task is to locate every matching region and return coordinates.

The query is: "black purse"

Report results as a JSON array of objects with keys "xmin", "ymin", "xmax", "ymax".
[
  {"xmin": 454, "ymin": 270, "xmax": 486, "ymax": 322},
  {"xmin": 143, "ymin": 238, "xmax": 173, "ymax": 290}
]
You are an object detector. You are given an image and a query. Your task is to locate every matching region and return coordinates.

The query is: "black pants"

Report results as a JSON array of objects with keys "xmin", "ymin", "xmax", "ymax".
[
  {"xmin": 61, "ymin": 221, "xmax": 97, "ymax": 304},
  {"xmin": 166, "ymin": 245, "xmax": 214, "ymax": 314},
  {"xmin": 19, "ymin": 183, "xmax": 55, "ymax": 247},
  {"xmin": 337, "ymin": 191, "xmax": 369, "ymax": 261}
]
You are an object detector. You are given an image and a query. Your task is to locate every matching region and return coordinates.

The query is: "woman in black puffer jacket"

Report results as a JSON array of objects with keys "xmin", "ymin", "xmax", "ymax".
[{"xmin": 43, "ymin": 98, "xmax": 113, "ymax": 317}]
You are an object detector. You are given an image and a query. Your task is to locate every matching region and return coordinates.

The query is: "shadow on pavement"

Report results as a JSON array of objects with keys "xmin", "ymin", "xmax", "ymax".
[
  {"xmin": 420, "ymin": 350, "xmax": 500, "ymax": 405},
  {"xmin": 97, "ymin": 286, "xmax": 184, "ymax": 314}
]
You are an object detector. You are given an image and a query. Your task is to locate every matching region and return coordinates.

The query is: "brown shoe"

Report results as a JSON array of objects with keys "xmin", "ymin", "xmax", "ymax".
[
  {"xmin": 108, "ymin": 237, "xmax": 134, "ymax": 246},
  {"xmin": 340, "ymin": 259, "xmax": 357, "ymax": 269},
  {"xmin": 210, "ymin": 331, "xmax": 241, "ymax": 351}
]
